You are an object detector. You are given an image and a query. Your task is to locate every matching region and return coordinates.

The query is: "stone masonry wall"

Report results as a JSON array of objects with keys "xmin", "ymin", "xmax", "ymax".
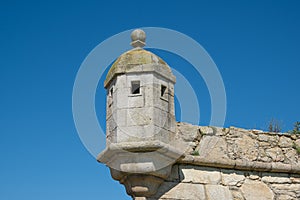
[
  {"xmin": 150, "ymin": 164, "xmax": 300, "ymax": 200},
  {"xmin": 150, "ymin": 123, "xmax": 300, "ymax": 200}
]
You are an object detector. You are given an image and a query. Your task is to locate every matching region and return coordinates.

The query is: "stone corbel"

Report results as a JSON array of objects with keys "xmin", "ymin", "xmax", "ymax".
[{"xmin": 97, "ymin": 141, "xmax": 182, "ymax": 199}]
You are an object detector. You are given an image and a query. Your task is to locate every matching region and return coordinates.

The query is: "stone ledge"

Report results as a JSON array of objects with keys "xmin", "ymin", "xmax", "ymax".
[
  {"xmin": 179, "ymin": 155, "xmax": 300, "ymax": 174},
  {"xmin": 98, "ymin": 141, "xmax": 184, "ymax": 176}
]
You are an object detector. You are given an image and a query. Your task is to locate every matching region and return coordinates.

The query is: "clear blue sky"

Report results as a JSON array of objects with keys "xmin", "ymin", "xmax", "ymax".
[{"xmin": 1, "ymin": 0, "xmax": 299, "ymax": 199}]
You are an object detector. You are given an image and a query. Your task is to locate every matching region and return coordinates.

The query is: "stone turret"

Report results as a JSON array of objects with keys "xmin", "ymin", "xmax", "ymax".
[
  {"xmin": 104, "ymin": 29, "xmax": 176, "ymax": 144},
  {"xmin": 97, "ymin": 29, "xmax": 182, "ymax": 199}
]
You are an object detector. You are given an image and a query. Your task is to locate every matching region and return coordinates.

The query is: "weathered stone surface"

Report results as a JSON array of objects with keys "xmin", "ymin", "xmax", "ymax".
[
  {"xmin": 228, "ymin": 133, "xmax": 259, "ymax": 161},
  {"xmin": 270, "ymin": 184, "xmax": 300, "ymax": 198},
  {"xmin": 123, "ymin": 174, "xmax": 164, "ymax": 197},
  {"xmin": 290, "ymin": 177, "xmax": 300, "ymax": 183},
  {"xmin": 221, "ymin": 170, "xmax": 245, "ymax": 186},
  {"xmin": 261, "ymin": 176, "xmax": 291, "ymax": 184},
  {"xmin": 166, "ymin": 165, "xmax": 179, "ymax": 182},
  {"xmin": 175, "ymin": 122, "xmax": 300, "ymax": 173},
  {"xmin": 261, "ymin": 173, "xmax": 292, "ymax": 184},
  {"xmin": 177, "ymin": 122, "xmax": 200, "ymax": 142},
  {"xmin": 258, "ymin": 134, "xmax": 271, "ymax": 142},
  {"xmin": 205, "ymin": 185, "xmax": 233, "ymax": 200},
  {"xmin": 279, "ymin": 136, "xmax": 293, "ymax": 148},
  {"xmin": 158, "ymin": 183, "xmax": 206, "ymax": 200},
  {"xmin": 199, "ymin": 126, "xmax": 214, "ymax": 135},
  {"xmin": 213, "ymin": 127, "xmax": 227, "ymax": 136},
  {"xmin": 157, "ymin": 124, "xmax": 300, "ymax": 199},
  {"xmin": 258, "ymin": 134, "xmax": 279, "ymax": 144},
  {"xmin": 180, "ymin": 166, "xmax": 221, "ymax": 184},
  {"xmin": 197, "ymin": 135, "xmax": 228, "ymax": 160},
  {"xmin": 271, "ymin": 183, "xmax": 300, "ymax": 191},
  {"xmin": 276, "ymin": 195, "xmax": 294, "ymax": 200},
  {"xmin": 240, "ymin": 180, "xmax": 274, "ymax": 200},
  {"xmin": 266, "ymin": 147, "xmax": 285, "ymax": 162},
  {"xmin": 248, "ymin": 175, "xmax": 260, "ymax": 180},
  {"xmin": 230, "ymin": 190, "xmax": 245, "ymax": 200}
]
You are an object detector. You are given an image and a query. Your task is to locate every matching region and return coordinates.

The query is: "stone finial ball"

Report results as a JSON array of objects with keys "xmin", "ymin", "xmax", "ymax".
[{"xmin": 131, "ymin": 29, "xmax": 146, "ymax": 43}]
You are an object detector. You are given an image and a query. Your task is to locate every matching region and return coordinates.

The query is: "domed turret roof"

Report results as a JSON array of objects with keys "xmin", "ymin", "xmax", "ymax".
[{"xmin": 104, "ymin": 29, "xmax": 175, "ymax": 88}]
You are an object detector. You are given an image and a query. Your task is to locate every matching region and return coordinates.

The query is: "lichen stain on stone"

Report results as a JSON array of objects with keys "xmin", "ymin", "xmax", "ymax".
[{"xmin": 105, "ymin": 49, "xmax": 167, "ymax": 83}]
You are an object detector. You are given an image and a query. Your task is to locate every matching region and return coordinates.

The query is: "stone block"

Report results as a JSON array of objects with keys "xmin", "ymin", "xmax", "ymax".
[
  {"xmin": 152, "ymin": 126, "xmax": 172, "ymax": 143},
  {"xmin": 116, "ymin": 87, "xmax": 130, "ymax": 109},
  {"xmin": 152, "ymin": 108, "xmax": 168, "ymax": 128},
  {"xmin": 205, "ymin": 185, "xmax": 233, "ymax": 200},
  {"xmin": 128, "ymin": 94, "xmax": 144, "ymax": 108},
  {"xmin": 197, "ymin": 135, "xmax": 228, "ymax": 160},
  {"xmin": 240, "ymin": 179, "xmax": 274, "ymax": 200},
  {"xmin": 221, "ymin": 170, "xmax": 245, "ymax": 186},
  {"xmin": 266, "ymin": 147, "xmax": 284, "ymax": 162},
  {"xmin": 117, "ymin": 126, "xmax": 146, "ymax": 142},
  {"xmin": 258, "ymin": 134, "xmax": 271, "ymax": 142},
  {"xmin": 158, "ymin": 182, "xmax": 206, "ymax": 200},
  {"xmin": 153, "ymin": 89, "xmax": 169, "ymax": 112},
  {"xmin": 270, "ymin": 183, "xmax": 300, "ymax": 191},
  {"xmin": 261, "ymin": 176, "xmax": 291, "ymax": 184},
  {"xmin": 141, "ymin": 73, "xmax": 154, "ymax": 85},
  {"xmin": 144, "ymin": 124, "xmax": 172, "ymax": 141},
  {"xmin": 199, "ymin": 126, "xmax": 214, "ymax": 135},
  {"xmin": 231, "ymin": 190, "xmax": 245, "ymax": 200},
  {"xmin": 177, "ymin": 123, "xmax": 200, "ymax": 142},
  {"xmin": 179, "ymin": 165, "xmax": 221, "ymax": 184},
  {"xmin": 115, "ymin": 74, "xmax": 127, "ymax": 88},
  {"xmin": 248, "ymin": 175, "xmax": 260, "ymax": 180},
  {"xmin": 279, "ymin": 136, "xmax": 293, "ymax": 148},
  {"xmin": 112, "ymin": 108, "xmax": 127, "ymax": 127},
  {"xmin": 276, "ymin": 195, "xmax": 295, "ymax": 200},
  {"xmin": 127, "ymin": 108, "xmax": 152, "ymax": 126},
  {"xmin": 284, "ymin": 149, "xmax": 297, "ymax": 164},
  {"xmin": 290, "ymin": 177, "xmax": 300, "ymax": 183}
]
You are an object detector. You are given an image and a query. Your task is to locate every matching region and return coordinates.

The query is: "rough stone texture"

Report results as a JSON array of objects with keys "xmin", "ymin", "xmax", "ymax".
[
  {"xmin": 241, "ymin": 179, "xmax": 274, "ymax": 200},
  {"xmin": 177, "ymin": 125, "xmax": 300, "ymax": 170},
  {"xmin": 179, "ymin": 165, "xmax": 221, "ymax": 184},
  {"xmin": 153, "ymin": 182, "xmax": 206, "ymax": 200},
  {"xmin": 151, "ymin": 163, "xmax": 300, "ymax": 200},
  {"xmin": 221, "ymin": 170, "xmax": 245, "ymax": 186},
  {"xmin": 197, "ymin": 135, "xmax": 228, "ymax": 161},
  {"xmin": 205, "ymin": 185, "xmax": 233, "ymax": 200},
  {"xmin": 150, "ymin": 124, "xmax": 300, "ymax": 200},
  {"xmin": 103, "ymin": 123, "xmax": 300, "ymax": 200}
]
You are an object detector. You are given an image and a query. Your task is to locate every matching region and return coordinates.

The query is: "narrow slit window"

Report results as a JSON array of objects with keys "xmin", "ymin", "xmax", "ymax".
[
  {"xmin": 131, "ymin": 81, "xmax": 140, "ymax": 94},
  {"xmin": 109, "ymin": 87, "xmax": 113, "ymax": 97},
  {"xmin": 161, "ymin": 85, "xmax": 167, "ymax": 97}
]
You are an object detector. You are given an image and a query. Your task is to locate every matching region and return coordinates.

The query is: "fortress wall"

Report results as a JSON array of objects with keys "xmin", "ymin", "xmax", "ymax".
[
  {"xmin": 150, "ymin": 123, "xmax": 300, "ymax": 200},
  {"xmin": 150, "ymin": 164, "xmax": 300, "ymax": 200}
]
